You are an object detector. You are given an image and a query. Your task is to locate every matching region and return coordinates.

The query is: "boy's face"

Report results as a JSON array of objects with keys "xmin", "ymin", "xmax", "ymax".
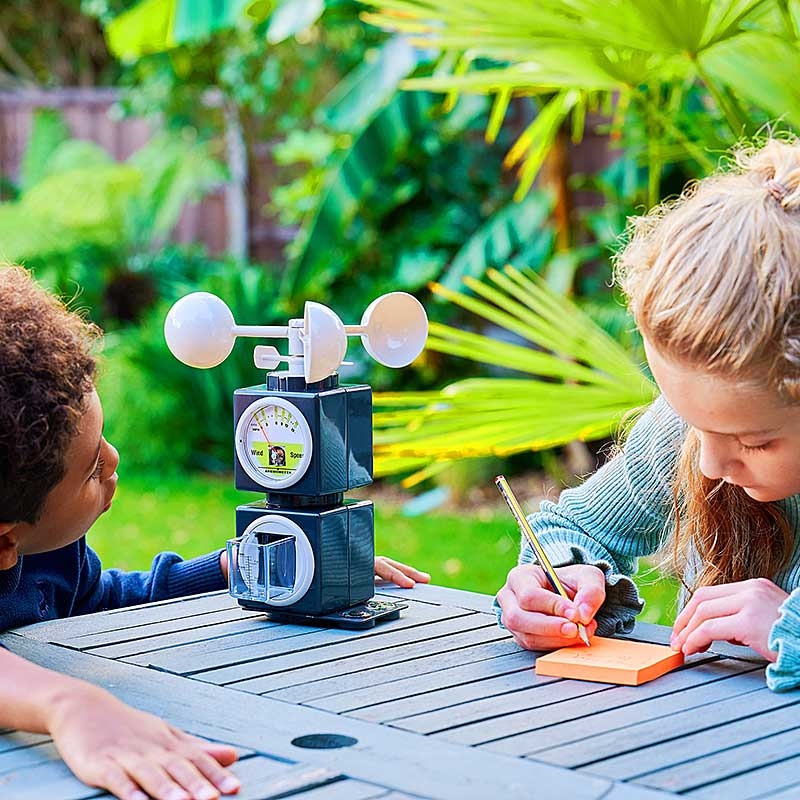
[{"xmin": 2, "ymin": 390, "xmax": 119, "ymax": 566}]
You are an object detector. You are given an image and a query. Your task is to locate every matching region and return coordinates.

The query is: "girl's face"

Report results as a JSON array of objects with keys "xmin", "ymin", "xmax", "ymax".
[
  {"xmin": 645, "ymin": 340, "xmax": 800, "ymax": 502},
  {"xmin": 13, "ymin": 389, "xmax": 119, "ymax": 558}
]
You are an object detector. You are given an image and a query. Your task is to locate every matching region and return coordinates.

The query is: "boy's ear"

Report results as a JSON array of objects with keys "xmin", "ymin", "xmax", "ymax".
[{"xmin": 0, "ymin": 523, "xmax": 20, "ymax": 570}]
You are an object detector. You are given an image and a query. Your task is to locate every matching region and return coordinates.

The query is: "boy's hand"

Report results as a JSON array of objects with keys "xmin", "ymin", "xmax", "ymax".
[
  {"xmin": 47, "ymin": 684, "xmax": 240, "ymax": 800},
  {"xmin": 496, "ymin": 563, "xmax": 604, "ymax": 650},
  {"xmin": 219, "ymin": 549, "xmax": 229, "ymax": 584},
  {"xmin": 670, "ymin": 578, "xmax": 787, "ymax": 661},
  {"xmin": 374, "ymin": 556, "xmax": 430, "ymax": 588}
]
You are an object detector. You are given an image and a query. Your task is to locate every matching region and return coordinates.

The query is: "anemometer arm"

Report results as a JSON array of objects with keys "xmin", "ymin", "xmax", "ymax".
[{"xmin": 165, "ymin": 291, "xmax": 428, "ymax": 381}]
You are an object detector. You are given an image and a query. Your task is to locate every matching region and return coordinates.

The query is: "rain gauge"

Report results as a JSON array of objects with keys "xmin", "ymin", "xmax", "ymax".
[{"xmin": 164, "ymin": 291, "xmax": 428, "ymax": 628}]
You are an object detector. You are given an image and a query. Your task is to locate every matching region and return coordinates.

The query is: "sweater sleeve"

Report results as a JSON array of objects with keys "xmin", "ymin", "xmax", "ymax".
[
  {"xmin": 496, "ymin": 396, "xmax": 684, "ymax": 636},
  {"xmin": 72, "ymin": 541, "xmax": 227, "ymax": 616},
  {"xmin": 766, "ymin": 587, "xmax": 800, "ymax": 691}
]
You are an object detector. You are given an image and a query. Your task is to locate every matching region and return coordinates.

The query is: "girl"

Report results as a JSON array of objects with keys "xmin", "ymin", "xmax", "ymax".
[{"xmin": 497, "ymin": 138, "xmax": 800, "ymax": 691}]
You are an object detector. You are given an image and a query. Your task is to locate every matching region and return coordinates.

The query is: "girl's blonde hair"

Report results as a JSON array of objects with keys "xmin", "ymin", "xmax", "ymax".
[{"xmin": 617, "ymin": 138, "xmax": 800, "ymax": 591}]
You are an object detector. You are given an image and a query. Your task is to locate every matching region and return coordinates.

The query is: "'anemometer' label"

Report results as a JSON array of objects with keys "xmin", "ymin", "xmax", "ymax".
[{"xmin": 251, "ymin": 441, "xmax": 305, "ymax": 475}]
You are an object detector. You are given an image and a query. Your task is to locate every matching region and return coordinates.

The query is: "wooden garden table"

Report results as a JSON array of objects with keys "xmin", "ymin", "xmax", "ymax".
[{"xmin": 1, "ymin": 582, "xmax": 799, "ymax": 799}]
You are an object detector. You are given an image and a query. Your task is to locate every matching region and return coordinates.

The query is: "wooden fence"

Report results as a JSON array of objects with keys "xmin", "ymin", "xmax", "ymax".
[
  {"xmin": 0, "ymin": 88, "xmax": 292, "ymax": 261},
  {"xmin": 0, "ymin": 88, "xmax": 616, "ymax": 265}
]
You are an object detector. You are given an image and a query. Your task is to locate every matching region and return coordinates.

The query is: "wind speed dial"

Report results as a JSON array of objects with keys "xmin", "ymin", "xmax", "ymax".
[{"xmin": 235, "ymin": 397, "xmax": 313, "ymax": 488}]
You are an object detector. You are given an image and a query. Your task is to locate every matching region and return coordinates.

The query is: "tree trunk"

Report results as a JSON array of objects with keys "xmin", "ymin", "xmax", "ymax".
[{"xmin": 223, "ymin": 100, "xmax": 249, "ymax": 261}]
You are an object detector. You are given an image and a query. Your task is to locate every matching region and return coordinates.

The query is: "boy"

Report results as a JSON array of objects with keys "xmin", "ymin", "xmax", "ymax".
[{"xmin": 0, "ymin": 265, "xmax": 428, "ymax": 800}]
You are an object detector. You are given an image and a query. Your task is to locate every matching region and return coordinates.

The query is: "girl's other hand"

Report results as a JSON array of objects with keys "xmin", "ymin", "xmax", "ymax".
[
  {"xmin": 670, "ymin": 578, "xmax": 787, "ymax": 661},
  {"xmin": 496, "ymin": 563, "xmax": 605, "ymax": 650},
  {"xmin": 374, "ymin": 556, "xmax": 431, "ymax": 588}
]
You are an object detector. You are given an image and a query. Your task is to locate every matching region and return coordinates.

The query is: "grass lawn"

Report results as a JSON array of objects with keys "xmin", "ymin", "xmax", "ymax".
[{"xmin": 89, "ymin": 473, "xmax": 680, "ymax": 626}]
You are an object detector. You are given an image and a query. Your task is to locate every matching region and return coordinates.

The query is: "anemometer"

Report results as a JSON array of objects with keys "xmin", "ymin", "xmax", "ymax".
[{"xmin": 164, "ymin": 291, "xmax": 427, "ymax": 628}]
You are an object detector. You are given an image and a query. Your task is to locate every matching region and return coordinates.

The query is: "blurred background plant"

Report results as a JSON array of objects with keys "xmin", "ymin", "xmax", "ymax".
[{"xmin": 2, "ymin": 0, "xmax": 796, "ymax": 606}]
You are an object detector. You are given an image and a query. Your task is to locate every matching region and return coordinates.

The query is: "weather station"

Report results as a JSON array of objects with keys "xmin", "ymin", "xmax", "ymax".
[{"xmin": 164, "ymin": 291, "xmax": 428, "ymax": 629}]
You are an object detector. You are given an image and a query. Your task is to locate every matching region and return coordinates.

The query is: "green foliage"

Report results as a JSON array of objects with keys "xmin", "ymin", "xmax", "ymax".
[
  {"xmin": 438, "ymin": 192, "xmax": 555, "ymax": 290},
  {"xmin": 1, "ymin": 110, "xmax": 224, "ymax": 262},
  {"xmin": 274, "ymin": 77, "xmax": 523, "ymax": 334},
  {"xmin": 105, "ymin": 2, "xmax": 380, "ymax": 137},
  {"xmin": 373, "ymin": 266, "xmax": 657, "ymax": 484},
  {"xmin": 0, "ymin": 109, "xmax": 226, "ymax": 326},
  {"xmin": 105, "ymin": 0, "xmax": 275, "ymax": 59},
  {"xmin": 125, "ymin": 131, "xmax": 228, "ymax": 249},
  {"xmin": 363, "ymin": 0, "xmax": 800, "ymax": 202},
  {"xmin": 88, "ymin": 470, "xmax": 680, "ymax": 619},
  {"xmin": 98, "ymin": 255, "xmax": 287, "ymax": 473}
]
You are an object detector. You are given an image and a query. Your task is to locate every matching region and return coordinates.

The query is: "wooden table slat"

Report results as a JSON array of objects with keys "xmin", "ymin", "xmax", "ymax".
[
  {"xmin": 4, "ymin": 584, "xmax": 799, "ymax": 800},
  {"xmin": 390, "ymin": 675, "xmax": 614, "ymax": 735},
  {"xmin": 125, "ymin": 600, "xmax": 472, "ymax": 677},
  {"xmin": 634, "ymin": 725, "xmax": 800, "ymax": 793},
  {"xmin": 80, "ymin": 609, "xmax": 268, "ymax": 656},
  {"xmin": 347, "ymin": 662, "xmax": 550, "ymax": 724},
  {"xmin": 275, "ymin": 641, "xmax": 530, "ymax": 709},
  {"xmin": 17, "ymin": 592, "xmax": 237, "ymax": 642},
  {"xmin": 337, "ymin": 651, "xmax": 539, "ymax": 719},
  {"xmin": 197, "ymin": 614, "xmax": 489, "ymax": 688},
  {"xmin": 484, "ymin": 664, "xmax": 763, "ymax": 759},
  {"xmin": 685, "ymin": 753, "xmax": 800, "ymax": 799},
  {"xmin": 0, "ymin": 758, "xmax": 105, "ymax": 800},
  {"xmin": 0, "ymin": 741, "xmax": 60, "ymax": 776},
  {"xmin": 564, "ymin": 685, "xmax": 800, "ymax": 777},
  {"xmin": 231, "ymin": 622, "xmax": 507, "ymax": 695},
  {"xmin": 0, "ymin": 731, "xmax": 50, "ymax": 755},
  {"xmin": 438, "ymin": 658, "xmax": 757, "ymax": 747}
]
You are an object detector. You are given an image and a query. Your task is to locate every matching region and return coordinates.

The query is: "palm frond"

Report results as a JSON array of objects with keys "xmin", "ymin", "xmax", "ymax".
[{"xmin": 373, "ymin": 265, "xmax": 656, "ymax": 483}]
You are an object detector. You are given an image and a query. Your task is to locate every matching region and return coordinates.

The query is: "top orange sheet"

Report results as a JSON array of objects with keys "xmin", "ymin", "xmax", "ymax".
[{"xmin": 534, "ymin": 636, "xmax": 685, "ymax": 686}]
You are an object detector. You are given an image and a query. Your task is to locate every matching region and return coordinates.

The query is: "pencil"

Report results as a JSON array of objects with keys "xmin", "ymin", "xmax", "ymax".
[{"xmin": 495, "ymin": 475, "xmax": 591, "ymax": 647}]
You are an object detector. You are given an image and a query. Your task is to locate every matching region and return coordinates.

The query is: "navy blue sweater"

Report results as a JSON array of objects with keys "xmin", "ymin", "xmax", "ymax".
[{"xmin": 0, "ymin": 537, "xmax": 227, "ymax": 631}]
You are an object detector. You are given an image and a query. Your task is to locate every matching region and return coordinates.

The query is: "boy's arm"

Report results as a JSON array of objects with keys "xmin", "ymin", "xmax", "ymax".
[
  {"xmin": 0, "ymin": 646, "xmax": 239, "ymax": 800},
  {"xmin": 73, "ymin": 542, "xmax": 226, "ymax": 615}
]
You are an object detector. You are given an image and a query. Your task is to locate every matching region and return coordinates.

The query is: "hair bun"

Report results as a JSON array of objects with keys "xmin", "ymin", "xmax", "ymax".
[{"xmin": 766, "ymin": 177, "xmax": 789, "ymax": 204}]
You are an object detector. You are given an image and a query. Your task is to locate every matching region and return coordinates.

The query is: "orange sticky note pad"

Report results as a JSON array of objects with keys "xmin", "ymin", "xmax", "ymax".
[{"xmin": 534, "ymin": 637, "xmax": 684, "ymax": 685}]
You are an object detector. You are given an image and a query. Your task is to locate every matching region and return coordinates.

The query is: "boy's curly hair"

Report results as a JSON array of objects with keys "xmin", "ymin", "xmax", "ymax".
[{"xmin": 0, "ymin": 266, "xmax": 100, "ymax": 524}]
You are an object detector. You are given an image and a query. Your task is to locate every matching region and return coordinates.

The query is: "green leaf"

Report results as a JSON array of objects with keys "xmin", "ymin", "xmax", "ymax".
[
  {"xmin": 372, "ymin": 263, "xmax": 656, "ymax": 479},
  {"xmin": 42, "ymin": 140, "xmax": 115, "ymax": 178},
  {"xmin": 282, "ymin": 91, "xmax": 436, "ymax": 301},
  {"xmin": 20, "ymin": 166, "xmax": 142, "ymax": 247},
  {"xmin": 19, "ymin": 110, "xmax": 70, "ymax": 192},
  {"xmin": 175, "ymin": 0, "xmax": 272, "ymax": 42},
  {"xmin": 507, "ymin": 90, "xmax": 581, "ymax": 199},
  {"xmin": 126, "ymin": 133, "xmax": 226, "ymax": 246},
  {"xmin": 267, "ymin": 0, "xmax": 325, "ymax": 43},
  {"xmin": 105, "ymin": 0, "xmax": 176, "ymax": 59},
  {"xmin": 106, "ymin": 0, "xmax": 273, "ymax": 58},
  {"xmin": 396, "ymin": 249, "xmax": 449, "ymax": 289},
  {"xmin": 439, "ymin": 192, "xmax": 554, "ymax": 290},
  {"xmin": 0, "ymin": 205, "xmax": 77, "ymax": 262},
  {"xmin": 317, "ymin": 37, "xmax": 420, "ymax": 133},
  {"xmin": 700, "ymin": 30, "xmax": 800, "ymax": 130}
]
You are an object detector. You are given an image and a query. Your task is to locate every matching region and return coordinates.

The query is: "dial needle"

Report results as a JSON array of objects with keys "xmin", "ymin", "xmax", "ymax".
[{"xmin": 254, "ymin": 411, "xmax": 271, "ymax": 445}]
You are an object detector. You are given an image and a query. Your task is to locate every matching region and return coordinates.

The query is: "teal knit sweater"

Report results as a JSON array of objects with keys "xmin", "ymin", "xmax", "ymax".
[{"xmin": 506, "ymin": 396, "xmax": 800, "ymax": 691}]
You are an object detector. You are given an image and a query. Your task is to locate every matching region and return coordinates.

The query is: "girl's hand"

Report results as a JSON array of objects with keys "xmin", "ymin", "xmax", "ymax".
[
  {"xmin": 374, "ymin": 556, "xmax": 430, "ymax": 588},
  {"xmin": 48, "ymin": 684, "xmax": 239, "ymax": 800},
  {"xmin": 496, "ymin": 563, "xmax": 605, "ymax": 650},
  {"xmin": 670, "ymin": 578, "xmax": 787, "ymax": 661}
]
